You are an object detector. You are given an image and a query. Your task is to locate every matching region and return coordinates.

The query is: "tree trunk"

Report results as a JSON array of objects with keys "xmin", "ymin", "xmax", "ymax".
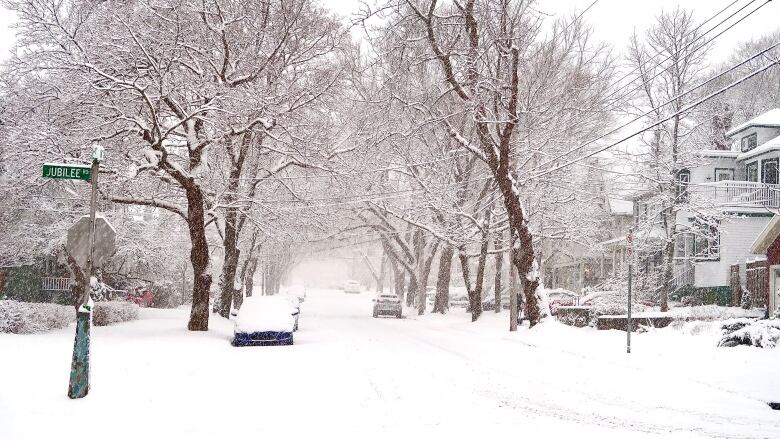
[
  {"xmin": 377, "ymin": 253, "xmax": 387, "ymax": 294},
  {"xmin": 496, "ymin": 171, "xmax": 541, "ymax": 326},
  {"xmin": 494, "ymin": 231, "xmax": 504, "ymax": 313},
  {"xmin": 244, "ymin": 257, "xmax": 257, "ymax": 298},
  {"xmin": 434, "ymin": 245, "xmax": 454, "ymax": 314},
  {"xmin": 472, "ymin": 221, "xmax": 491, "ymax": 322},
  {"xmin": 660, "ymin": 228, "xmax": 675, "ymax": 312},
  {"xmin": 186, "ymin": 185, "xmax": 212, "ymax": 331},
  {"xmin": 417, "ymin": 241, "xmax": 439, "ymax": 315},
  {"xmin": 392, "ymin": 259, "xmax": 405, "ymax": 301},
  {"xmin": 65, "ymin": 251, "xmax": 87, "ymax": 310},
  {"xmin": 509, "ymin": 248, "xmax": 519, "ymax": 331},
  {"xmin": 458, "ymin": 249, "xmax": 474, "ymax": 312},
  {"xmin": 218, "ymin": 209, "xmax": 240, "ymax": 317},
  {"xmin": 406, "ymin": 273, "xmax": 418, "ymax": 307}
]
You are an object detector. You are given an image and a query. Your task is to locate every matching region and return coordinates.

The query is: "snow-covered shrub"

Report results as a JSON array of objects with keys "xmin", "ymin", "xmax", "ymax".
[
  {"xmin": 718, "ymin": 318, "xmax": 780, "ymax": 348},
  {"xmin": 741, "ymin": 289, "xmax": 752, "ymax": 310},
  {"xmin": 152, "ymin": 282, "xmax": 181, "ymax": 308},
  {"xmin": 0, "ymin": 300, "xmax": 73, "ymax": 334},
  {"xmin": 92, "ymin": 301, "xmax": 139, "ymax": 326}
]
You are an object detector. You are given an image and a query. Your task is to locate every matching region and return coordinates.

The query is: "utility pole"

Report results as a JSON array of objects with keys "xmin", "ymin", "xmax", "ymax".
[
  {"xmin": 509, "ymin": 232, "xmax": 518, "ymax": 331},
  {"xmin": 627, "ymin": 228, "xmax": 633, "ymax": 354}
]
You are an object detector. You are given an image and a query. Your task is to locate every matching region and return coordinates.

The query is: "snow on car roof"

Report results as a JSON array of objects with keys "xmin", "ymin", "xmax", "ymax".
[{"xmin": 235, "ymin": 296, "xmax": 295, "ymax": 333}]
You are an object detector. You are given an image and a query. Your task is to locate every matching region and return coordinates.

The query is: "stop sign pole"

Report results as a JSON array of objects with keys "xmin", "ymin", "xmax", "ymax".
[
  {"xmin": 71, "ymin": 145, "xmax": 103, "ymax": 399},
  {"xmin": 43, "ymin": 146, "xmax": 106, "ymax": 399}
]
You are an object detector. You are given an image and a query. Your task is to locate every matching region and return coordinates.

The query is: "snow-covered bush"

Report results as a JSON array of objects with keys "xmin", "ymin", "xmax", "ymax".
[
  {"xmin": 718, "ymin": 318, "xmax": 780, "ymax": 348},
  {"xmin": 152, "ymin": 282, "xmax": 181, "ymax": 308},
  {"xmin": 0, "ymin": 300, "xmax": 73, "ymax": 334},
  {"xmin": 741, "ymin": 289, "xmax": 752, "ymax": 310},
  {"xmin": 93, "ymin": 301, "xmax": 139, "ymax": 327},
  {"xmin": 536, "ymin": 286, "xmax": 552, "ymax": 320}
]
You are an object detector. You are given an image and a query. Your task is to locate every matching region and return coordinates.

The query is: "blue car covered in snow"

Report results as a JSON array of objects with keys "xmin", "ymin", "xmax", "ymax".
[{"xmin": 232, "ymin": 296, "xmax": 296, "ymax": 347}]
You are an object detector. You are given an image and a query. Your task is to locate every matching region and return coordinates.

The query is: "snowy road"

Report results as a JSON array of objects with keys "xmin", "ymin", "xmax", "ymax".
[{"xmin": 2, "ymin": 288, "xmax": 779, "ymax": 438}]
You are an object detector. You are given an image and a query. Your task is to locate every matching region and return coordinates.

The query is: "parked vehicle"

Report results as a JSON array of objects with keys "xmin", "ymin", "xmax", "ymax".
[
  {"xmin": 450, "ymin": 294, "xmax": 469, "ymax": 309},
  {"xmin": 373, "ymin": 293, "xmax": 402, "ymax": 318},
  {"xmin": 283, "ymin": 294, "xmax": 301, "ymax": 331},
  {"xmin": 232, "ymin": 296, "xmax": 295, "ymax": 347},
  {"xmin": 547, "ymin": 289, "xmax": 579, "ymax": 315},
  {"xmin": 126, "ymin": 287, "xmax": 154, "ymax": 307},
  {"xmin": 343, "ymin": 280, "xmax": 362, "ymax": 294},
  {"xmin": 287, "ymin": 284, "xmax": 307, "ymax": 303}
]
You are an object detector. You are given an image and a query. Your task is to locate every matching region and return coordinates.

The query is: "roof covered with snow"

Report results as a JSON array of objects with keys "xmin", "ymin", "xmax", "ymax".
[
  {"xmin": 694, "ymin": 149, "xmax": 739, "ymax": 158},
  {"xmin": 751, "ymin": 214, "xmax": 780, "ymax": 255},
  {"xmin": 736, "ymin": 134, "xmax": 780, "ymax": 162},
  {"xmin": 607, "ymin": 198, "xmax": 633, "ymax": 215},
  {"xmin": 726, "ymin": 108, "xmax": 780, "ymax": 137}
]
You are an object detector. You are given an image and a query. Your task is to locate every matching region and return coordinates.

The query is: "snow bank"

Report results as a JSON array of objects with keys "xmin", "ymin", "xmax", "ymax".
[
  {"xmin": 235, "ymin": 296, "xmax": 294, "ymax": 333},
  {"xmin": 0, "ymin": 300, "xmax": 72, "ymax": 334}
]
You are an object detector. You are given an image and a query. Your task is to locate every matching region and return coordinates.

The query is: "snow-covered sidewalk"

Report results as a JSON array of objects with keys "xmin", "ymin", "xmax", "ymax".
[{"xmin": 1, "ymin": 288, "xmax": 778, "ymax": 438}]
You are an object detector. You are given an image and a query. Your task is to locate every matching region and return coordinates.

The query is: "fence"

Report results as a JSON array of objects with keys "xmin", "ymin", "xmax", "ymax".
[
  {"xmin": 41, "ymin": 277, "xmax": 71, "ymax": 292},
  {"xmin": 745, "ymin": 260, "xmax": 768, "ymax": 308}
]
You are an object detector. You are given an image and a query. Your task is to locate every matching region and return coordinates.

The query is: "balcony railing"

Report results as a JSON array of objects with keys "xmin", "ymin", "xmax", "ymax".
[{"xmin": 689, "ymin": 180, "xmax": 780, "ymax": 209}]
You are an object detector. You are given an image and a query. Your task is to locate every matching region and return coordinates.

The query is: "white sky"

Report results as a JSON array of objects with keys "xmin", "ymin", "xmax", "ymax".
[{"xmin": 1, "ymin": 0, "xmax": 777, "ymax": 62}]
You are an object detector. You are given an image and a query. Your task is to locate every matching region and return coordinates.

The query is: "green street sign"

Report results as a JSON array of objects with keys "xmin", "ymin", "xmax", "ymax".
[{"xmin": 42, "ymin": 163, "xmax": 91, "ymax": 181}]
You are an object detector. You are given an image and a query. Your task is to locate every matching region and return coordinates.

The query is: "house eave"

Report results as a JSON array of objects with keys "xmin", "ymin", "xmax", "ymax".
[{"xmin": 750, "ymin": 215, "xmax": 780, "ymax": 254}]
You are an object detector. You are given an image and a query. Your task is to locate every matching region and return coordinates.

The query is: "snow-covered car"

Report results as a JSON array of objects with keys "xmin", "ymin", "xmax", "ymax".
[
  {"xmin": 450, "ymin": 294, "xmax": 469, "ymax": 309},
  {"xmin": 578, "ymin": 290, "xmax": 628, "ymax": 316},
  {"xmin": 283, "ymin": 294, "xmax": 301, "ymax": 331},
  {"xmin": 287, "ymin": 284, "xmax": 307, "ymax": 303},
  {"xmin": 373, "ymin": 293, "xmax": 402, "ymax": 318},
  {"xmin": 547, "ymin": 289, "xmax": 578, "ymax": 315},
  {"xmin": 343, "ymin": 280, "xmax": 362, "ymax": 294},
  {"xmin": 232, "ymin": 296, "xmax": 295, "ymax": 347},
  {"xmin": 125, "ymin": 287, "xmax": 154, "ymax": 307}
]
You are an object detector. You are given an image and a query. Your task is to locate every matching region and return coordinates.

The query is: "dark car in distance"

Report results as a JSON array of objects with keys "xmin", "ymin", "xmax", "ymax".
[{"xmin": 373, "ymin": 293, "xmax": 402, "ymax": 318}]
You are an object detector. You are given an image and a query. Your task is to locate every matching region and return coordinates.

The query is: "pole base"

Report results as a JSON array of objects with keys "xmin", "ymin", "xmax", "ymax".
[{"xmin": 68, "ymin": 311, "xmax": 91, "ymax": 399}]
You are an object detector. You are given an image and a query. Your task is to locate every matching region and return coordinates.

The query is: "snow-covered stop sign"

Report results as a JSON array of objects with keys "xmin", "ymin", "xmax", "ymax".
[{"xmin": 66, "ymin": 214, "xmax": 116, "ymax": 269}]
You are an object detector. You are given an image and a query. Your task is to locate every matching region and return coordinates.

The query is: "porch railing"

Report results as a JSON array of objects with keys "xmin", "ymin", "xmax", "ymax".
[{"xmin": 690, "ymin": 180, "xmax": 780, "ymax": 209}]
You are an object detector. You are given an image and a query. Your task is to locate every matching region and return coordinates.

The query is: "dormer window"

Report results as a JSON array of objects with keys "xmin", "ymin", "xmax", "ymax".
[{"xmin": 741, "ymin": 133, "xmax": 758, "ymax": 152}]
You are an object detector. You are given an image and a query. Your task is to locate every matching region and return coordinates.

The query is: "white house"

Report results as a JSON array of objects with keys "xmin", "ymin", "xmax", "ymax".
[{"xmin": 673, "ymin": 108, "xmax": 780, "ymax": 296}]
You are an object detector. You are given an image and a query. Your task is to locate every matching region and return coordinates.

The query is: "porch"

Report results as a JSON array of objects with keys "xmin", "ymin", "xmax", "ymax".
[{"xmin": 690, "ymin": 180, "xmax": 780, "ymax": 209}]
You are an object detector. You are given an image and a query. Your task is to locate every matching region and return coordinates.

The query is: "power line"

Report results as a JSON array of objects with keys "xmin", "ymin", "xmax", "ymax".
[
  {"xmin": 530, "ymin": 0, "xmax": 772, "ymax": 172},
  {"xmin": 531, "ymin": 36, "xmax": 780, "ymax": 174},
  {"xmin": 532, "ymin": 59, "xmax": 780, "ymax": 179}
]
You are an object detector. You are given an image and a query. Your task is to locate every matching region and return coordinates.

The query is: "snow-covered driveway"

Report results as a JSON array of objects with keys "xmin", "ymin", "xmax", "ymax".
[{"xmin": 2, "ymin": 288, "xmax": 779, "ymax": 438}]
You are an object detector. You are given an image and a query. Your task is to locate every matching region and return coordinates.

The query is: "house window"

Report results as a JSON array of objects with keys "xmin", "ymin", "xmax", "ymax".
[
  {"xmin": 692, "ymin": 217, "xmax": 719, "ymax": 261},
  {"xmin": 741, "ymin": 133, "xmax": 758, "ymax": 152},
  {"xmin": 762, "ymin": 158, "xmax": 779, "ymax": 185},
  {"xmin": 714, "ymin": 168, "xmax": 734, "ymax": 182},
  {"xmin": 746, "ymin": 162, "xmax": 759, "ymax": 182},
  {"xmin": 676, "ymin": 169, "xmax": 690, "ymax": 202}
]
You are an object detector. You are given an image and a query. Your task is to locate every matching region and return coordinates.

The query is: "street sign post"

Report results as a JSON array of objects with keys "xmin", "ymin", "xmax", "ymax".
[
  {"xmin": 45, "ymin": 146, "xmax": 107, "ymax": 399},
  {"xmin": 42, "ymin": 163, "xmax": 92, "ymax": 181}
]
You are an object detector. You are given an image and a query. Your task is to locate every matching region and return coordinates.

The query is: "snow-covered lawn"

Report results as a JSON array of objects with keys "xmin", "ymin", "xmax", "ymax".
[{"xmin": 1, "ymin": 288, "xmax": 778, "ymax": 438}]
